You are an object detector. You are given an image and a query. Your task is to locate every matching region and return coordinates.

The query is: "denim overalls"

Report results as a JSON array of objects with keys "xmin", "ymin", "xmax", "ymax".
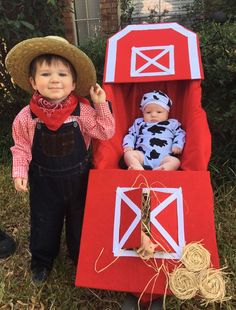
[{"xmin": 28, "ymin": 104, "xmax": 91, "ymax": 270}]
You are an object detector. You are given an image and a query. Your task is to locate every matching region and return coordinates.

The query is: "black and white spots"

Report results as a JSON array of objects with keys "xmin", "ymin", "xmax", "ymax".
[
  {"xmin": 147, "ymin": 149, "xmax": 160, "ymax": 160},
  {"xmin": 140, "ymin": 90, "xmax": 172, "ymax": 112},
  {"xmin": 123, "ymin": 117, "xmax": 186, "ymax": 168},
  {"xmin": 149, "ymin": 137, "xmax": 168, "ymax": 148},
  {"xmin": 147, "ymin": 125, "xmax": 166, "ymax": 135},
  {"xmin": 136, "ymin": 146, "xmax": 146, "ymax": 154}
]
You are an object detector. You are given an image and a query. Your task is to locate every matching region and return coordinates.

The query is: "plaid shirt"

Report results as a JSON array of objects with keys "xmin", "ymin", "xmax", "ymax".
[{"xmin": 11, "ymin": 101, "xmax": 115, "ymax": 179}]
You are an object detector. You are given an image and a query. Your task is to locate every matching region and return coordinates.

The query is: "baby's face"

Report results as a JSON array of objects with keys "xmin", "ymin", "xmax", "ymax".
[{"xmin": 143, "ymin": 103, "xmax": 169, "ymax": 123}]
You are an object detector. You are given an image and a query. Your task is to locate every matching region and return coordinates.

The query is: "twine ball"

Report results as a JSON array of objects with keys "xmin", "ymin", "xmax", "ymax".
[
  {"xmin": 198, "ymin": 268, "xmax": 226, "ymax": 303},
  {"xmin": 181, "ymin": 243, "xmax": 211, "ymax": 272},
  {"xmin": 169, "ymin": 267, "xmax": 198, "ymax": 300}
]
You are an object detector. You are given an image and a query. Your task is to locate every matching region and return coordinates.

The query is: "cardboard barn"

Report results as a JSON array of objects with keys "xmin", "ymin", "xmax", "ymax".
[{"xmin": 76, "ymin": 23, "xmax": 219, "ymax": 297}]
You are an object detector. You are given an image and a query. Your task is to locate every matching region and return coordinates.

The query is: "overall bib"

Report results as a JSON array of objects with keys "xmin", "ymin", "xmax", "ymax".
[{"xmin": 28, "ymin": 105, "xmax": 91, "ymax": 270}]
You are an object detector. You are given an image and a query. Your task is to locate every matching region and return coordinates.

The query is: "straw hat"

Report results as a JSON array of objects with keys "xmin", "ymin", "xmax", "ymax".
[{"xmin": 5, "ymin": 36, "xmax": 96, "ymax": 97}]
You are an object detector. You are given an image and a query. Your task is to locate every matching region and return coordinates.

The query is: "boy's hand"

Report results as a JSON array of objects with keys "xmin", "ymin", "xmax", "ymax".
[
  {"xmin": 14, "ymin": 178, "xmax": 28, "ymax": 192},
  {"xmin": 90, "ymin": 83, "xmax": 106, "ymax": 104},
  {"xmin": 172, "ymin": 146, "xmax": 182, "ymax": 154}
]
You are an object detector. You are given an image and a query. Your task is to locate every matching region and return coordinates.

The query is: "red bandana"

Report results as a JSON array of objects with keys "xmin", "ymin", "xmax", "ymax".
[{"xmin": 30, "ymin": 92, "xmax": 79, "ymax": 130}]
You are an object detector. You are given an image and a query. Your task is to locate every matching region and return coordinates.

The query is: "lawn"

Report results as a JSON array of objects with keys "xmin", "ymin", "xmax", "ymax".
[{"xmin": 0, "ymin": 163, "xmax": 235, "ymax": 310}]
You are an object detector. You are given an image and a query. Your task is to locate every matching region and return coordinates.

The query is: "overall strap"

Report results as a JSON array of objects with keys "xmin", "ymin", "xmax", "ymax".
[{"xmin": 71, "ymin": 103, "xmax": 80, "ymax": 116}]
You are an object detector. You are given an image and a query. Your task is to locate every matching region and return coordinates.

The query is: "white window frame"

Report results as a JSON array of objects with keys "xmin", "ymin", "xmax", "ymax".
[{"xmin": 74, "ymin": 0, "xmax": 101, "ymax": 44}]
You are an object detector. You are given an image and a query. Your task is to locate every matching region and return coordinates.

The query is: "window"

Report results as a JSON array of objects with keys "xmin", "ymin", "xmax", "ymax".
[
  {"xmin": 132, "ymin": 0, "xmax": 194, "ymax": 22},
  {"xmin": 74, "ymin": 0, "xmax": 101, "ymax": 44}
]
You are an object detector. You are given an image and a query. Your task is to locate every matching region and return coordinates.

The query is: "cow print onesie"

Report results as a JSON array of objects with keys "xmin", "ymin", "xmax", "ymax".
[{"xmin": 123, "ymin": 117, "xmax": 186, "ymax": 169}]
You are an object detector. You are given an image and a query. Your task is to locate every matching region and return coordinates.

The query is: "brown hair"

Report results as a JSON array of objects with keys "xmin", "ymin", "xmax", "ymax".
[{"xmin": 29, "ymin": 54, "xmax": 77, "ymax": 82}]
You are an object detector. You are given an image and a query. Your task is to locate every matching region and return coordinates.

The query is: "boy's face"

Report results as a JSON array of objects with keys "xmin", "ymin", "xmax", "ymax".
[
  {"xmin": 143, "ymin": 103, "xmax": 169, "ymax": 123},
  {"xmin": 29, "ymin": 59, "xmax": 75, "ymax": 102}
]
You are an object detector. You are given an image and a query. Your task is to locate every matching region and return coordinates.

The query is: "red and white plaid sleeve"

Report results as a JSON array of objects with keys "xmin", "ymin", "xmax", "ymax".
[
  {"xmin": 79, "ymin": 101, "xmax": 115, "ymax": 145},
  {"xmin": 11, "ymin": 105, "xmax": 36, "ymax": 179}
]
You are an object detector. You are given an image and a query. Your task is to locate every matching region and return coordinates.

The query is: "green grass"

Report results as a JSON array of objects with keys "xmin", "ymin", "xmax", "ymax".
[{"xmin": 0, "ymin": 164, "xmax": 235, "ymax": 309}]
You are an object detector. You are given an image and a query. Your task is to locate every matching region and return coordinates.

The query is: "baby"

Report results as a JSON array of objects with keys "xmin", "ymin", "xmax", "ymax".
[{"xmin": 123, "ymin": 90, "xmax": 186, "ymax": 171}]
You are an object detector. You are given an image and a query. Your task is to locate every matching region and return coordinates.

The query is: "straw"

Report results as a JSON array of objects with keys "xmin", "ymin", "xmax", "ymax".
[
  {"xmin": 181, "ymin": 242, "xmax": 211, "ymax": 272},
  {"xmin": 169, "ymin": 267, "xmax": 199, "ymax": 300},
  {"xmin": 198, "ymin": 268, "xmax": 230, "ymax": 305}
]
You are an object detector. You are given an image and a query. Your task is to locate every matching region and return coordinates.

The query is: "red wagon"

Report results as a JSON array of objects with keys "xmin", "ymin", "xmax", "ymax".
[{"xmin": 76, "ymin": 23, "xmax": 219, "ymax": 297}]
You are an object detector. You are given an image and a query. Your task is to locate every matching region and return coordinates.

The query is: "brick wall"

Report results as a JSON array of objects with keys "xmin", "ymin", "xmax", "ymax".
[
  {"xmin": 60, "ymin": 0, "xmax": 77, "ymax": 44},
  {"xmin": 100, "ymin": 0, "xmax": 119, "ymax": 35}
]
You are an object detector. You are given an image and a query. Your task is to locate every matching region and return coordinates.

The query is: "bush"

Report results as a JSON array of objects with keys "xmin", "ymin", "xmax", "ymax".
[
  {"xmin": 181, "ymin": 0, "xmax": 236, "ymax": 174},
  {"xmin": 0, "ymin": 0, "xmax": 66, "ymax": 49},
  {"xmin": 0, "ymin": 0, "xmax": 65, "ymax": 114},
  {"xmin": 79, "ymin": 35, "xmax": 107, "ymax": 86},
  {"xmin": 0, "ymin": 0, "xmax": 67, "ymax": 162},
  {"xmin": 199, "ymin": 21, "xmax": 236, "ymax": 168}
]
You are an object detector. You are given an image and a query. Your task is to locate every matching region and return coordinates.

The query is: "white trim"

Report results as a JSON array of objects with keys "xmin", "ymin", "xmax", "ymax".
[
  {"xmin": 188, "ymin": 33, "xmax": 201, "ymax": 78},
  {"xmin": 130, "ymin": 45, "xmax": 175, "ymax": 77},
  {"xmin": 150, "ymin": 187, "xmax": 185, "ymax": 258},
  {"xmin": 74, "ymin": 18, "xmax": 100, "ymax": 22},
  {"xmin": 113, "ymin": 188, "xmax": 142, "ymax": 256},
  {"xmin": 105, "ymin": 23, "xmax": 201, "ymax": 82},
  {"xmin": 113, "ymin": 187, "xmax": 185, "ymax": 259}
]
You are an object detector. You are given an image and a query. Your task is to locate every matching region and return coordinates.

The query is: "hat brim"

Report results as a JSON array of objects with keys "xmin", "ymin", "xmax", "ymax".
[{"xmin": 5, "ymin": 37, "xmax": 96, "ymax": 97}]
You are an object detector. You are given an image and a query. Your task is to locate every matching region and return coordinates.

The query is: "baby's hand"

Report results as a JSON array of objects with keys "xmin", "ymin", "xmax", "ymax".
[
  {"xmin": 124, "ymin": 147, "xmax": 134, "ymax": 153},
  {"xmin": 14, "ymin": 178, "xmax": 28, "ymax": 192},
  {"xmin": 172, "ymin": 146, "xmax": 182, "ymax": 155},
  {"xmin": 90, "ymin": 83, "xmax": 106, "ymax": 104}
]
